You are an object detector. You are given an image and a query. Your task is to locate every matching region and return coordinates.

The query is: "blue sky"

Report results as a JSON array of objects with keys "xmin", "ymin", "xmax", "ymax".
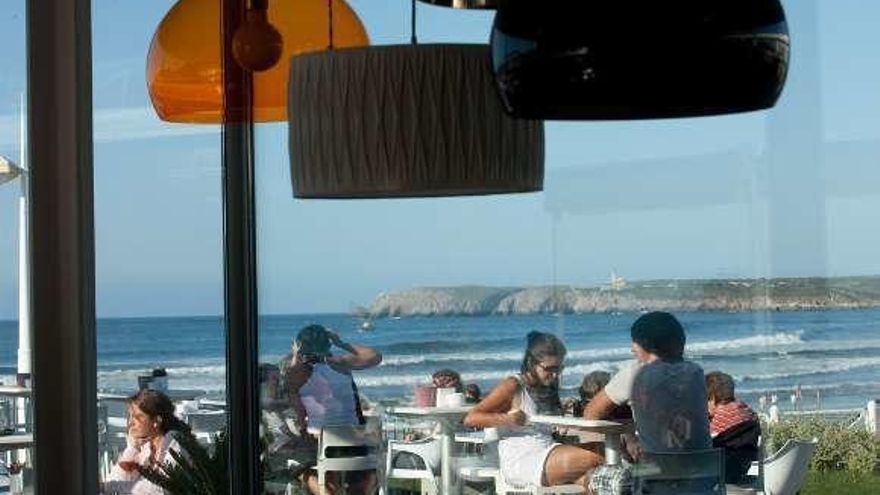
[{"xmin": 2, "ymin": 0, "xmax": 880, "ymax": 318}]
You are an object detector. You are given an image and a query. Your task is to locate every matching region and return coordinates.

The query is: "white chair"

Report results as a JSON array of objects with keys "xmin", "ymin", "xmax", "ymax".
[
  {"xmin": 495, "ymin": 475, "xmax": 585, "ymax": 495},
  {"xmin": 456, "ymin": 429, "xmax": 499, "ymax": 491},
  {"xmin": 761, "ymin": 438, "xmax": 817, "ymax": 495},
  {"xmin": 186, "ymin": 410, "xmax": 227, "ymax": 445},
  {"xmin": 98, "ymin": 398, "xmax": 130, "ymax": 480},
  {"xmin": 632, "ymin": 448, "xmax": 725, "ymax": 495},
  {"xmin": 458, "ymin": 465, "xmax": 500, "ymax": 488},
  {"xmin": 384, "ymin": 437, "xmax": 440, "ymax": 495},
  {"xmin": 316, "ymin": 425, "xmax": 380, "ymax": 495}
]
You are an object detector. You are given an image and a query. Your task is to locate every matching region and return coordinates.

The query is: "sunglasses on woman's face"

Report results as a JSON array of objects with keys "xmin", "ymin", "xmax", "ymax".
[{"xmin": 536, "ymin": 362, "xmax": 565, "ymax": 375}]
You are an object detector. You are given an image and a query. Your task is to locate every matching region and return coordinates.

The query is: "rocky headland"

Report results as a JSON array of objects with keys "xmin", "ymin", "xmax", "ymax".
[{"xmin": 367, "ymin": 276, "xmax": 880, "ymax": 317}]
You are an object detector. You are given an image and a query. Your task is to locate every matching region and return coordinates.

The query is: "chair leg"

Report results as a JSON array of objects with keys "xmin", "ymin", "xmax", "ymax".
[{"xmin": 317, "ymin": 469, "xmax": 326, "ymax": 495}]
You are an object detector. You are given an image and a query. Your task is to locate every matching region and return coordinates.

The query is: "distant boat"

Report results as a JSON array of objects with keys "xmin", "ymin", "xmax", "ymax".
[
  {"xmin": 349, "ymin": 304, "xmax": 370, "ymax": 318},
  {"xmin": 359, "ymin": 320, "xmax": 375, "ymax": 332}
]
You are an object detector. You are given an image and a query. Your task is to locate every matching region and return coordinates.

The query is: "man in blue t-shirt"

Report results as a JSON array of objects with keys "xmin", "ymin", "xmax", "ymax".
[{"xmin": 586, "ymin": 312, "xmax": 712, "ymax": 494}]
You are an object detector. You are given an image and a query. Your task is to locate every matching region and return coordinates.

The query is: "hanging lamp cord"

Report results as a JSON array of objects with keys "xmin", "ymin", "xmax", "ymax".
[
  {"xmin": 328, "ymin": 0, "xmax": 335, "ymax": 49},
  {"xmin": 411, "ymin": 0, "xmax": 418, "ymax": 45}
]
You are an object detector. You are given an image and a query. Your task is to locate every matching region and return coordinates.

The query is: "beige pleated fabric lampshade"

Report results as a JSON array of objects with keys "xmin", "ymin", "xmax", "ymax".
[{"xmin": 288, "ymin": 44, "xmax": 544, "ymax": 198}]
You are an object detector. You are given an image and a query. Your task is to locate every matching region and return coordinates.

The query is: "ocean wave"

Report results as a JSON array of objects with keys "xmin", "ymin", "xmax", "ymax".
[
  {"xmin": 356, "ymin": 359, "xmax": 628, "ymax": 388},
  {"xmin": 83, "ymin": 330, "xmax": 826, "ymax": 395},
  {"xmin": 380, "ymin": 331, "xmax": 805, "ymax": 367},
  {"xmin": 355, "ymin": 370, "xmax": 507, "ymax": 387},
  {"xmin": 97, "ymin": 362, "xmax": 227, "ymax": 393},
  {"xmin": 688, "ymin": 331, "xmax": 804, "ymax": 353},
  {"xmin": 737, "ymin": 356, "xmax": 880, "ymax": 382},
  {"xmin": 563, "ymin": 360, "xmax": 631, "ymax": 376}
]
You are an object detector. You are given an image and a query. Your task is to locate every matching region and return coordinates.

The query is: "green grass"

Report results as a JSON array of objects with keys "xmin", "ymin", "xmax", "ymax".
[{"xmin": 801, "ymin": 471, "xmax": 880, "ymax": 495}]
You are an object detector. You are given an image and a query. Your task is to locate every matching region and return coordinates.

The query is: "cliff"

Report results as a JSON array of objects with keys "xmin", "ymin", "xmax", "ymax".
[{"xmin": 367, "ymin": 276, "xmax": 880, "ymax": 317}]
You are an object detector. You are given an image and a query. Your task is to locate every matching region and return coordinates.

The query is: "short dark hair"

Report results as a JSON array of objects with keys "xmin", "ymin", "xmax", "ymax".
[
  {"xmin": 579, "ymin": 371, "xmax": 611, "ymax": 402},
  {"xmin": 465, "ymin": 383, "xmax": 481, "ymax": 402},
  {"xmin": 630, "ymin": 311, "xmax": 686, "ymax": 360},
  {"xmin": 705, "ymin": 371, "xmax": 736, "ymax": 403},
  {"xmin": 295, "ymin": 324, "xmax": 332, "ymax": 357}
]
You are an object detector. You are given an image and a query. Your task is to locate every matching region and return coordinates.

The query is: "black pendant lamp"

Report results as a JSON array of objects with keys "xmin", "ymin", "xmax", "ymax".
[
  {"xmin": 417, "ymin": 0, "xmax": 497, "ymax": 8},
  {"xmin": 491, "ymin": 0, "xmax": 790, "ymax": 120}
]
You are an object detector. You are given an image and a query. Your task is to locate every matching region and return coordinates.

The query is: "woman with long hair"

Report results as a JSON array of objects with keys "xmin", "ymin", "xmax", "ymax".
[
  {"xmin": 464, "ymin": 331, "xmax": 603, "ymax": 490},
  {"xmin": 101, "ymin": 389, "xmax": 190, "ymax": 494}
]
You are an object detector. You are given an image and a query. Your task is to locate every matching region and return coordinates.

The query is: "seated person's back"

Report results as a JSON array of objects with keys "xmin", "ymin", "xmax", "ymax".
[
  {"xmin": 298, "ymin": 362, "xmax": 362, "ymax": 432},
  {"xmin": 585, "ymin": 312, "xmax": 713, "ymax": 495},
  {"xmin": 590, "ymin": 312, "xmax": 711, "ymax": 453},
  {"xmin": 706, "ymin": 371, "xmax": 760, "ymax": 484},
  {"xmin": 630, "ymin": 359, "xmax": 712, "ymax": 452}
]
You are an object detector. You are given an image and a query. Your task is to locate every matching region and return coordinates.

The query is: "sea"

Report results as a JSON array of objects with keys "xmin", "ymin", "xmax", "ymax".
[{"xmin": 3, "ymin": 309, "xmax": 880, "ymax": 414}]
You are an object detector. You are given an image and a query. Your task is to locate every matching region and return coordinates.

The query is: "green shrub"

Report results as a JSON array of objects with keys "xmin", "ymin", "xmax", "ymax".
[
  {"xmin": 765, "ymin": 417, "xmax": 880, "ymax": 474},
  {"xmin": 802, "ymin": 470, "xmax": 880, "ymax": 495}
]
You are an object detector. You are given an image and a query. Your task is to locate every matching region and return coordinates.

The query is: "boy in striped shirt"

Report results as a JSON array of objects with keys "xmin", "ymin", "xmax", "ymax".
[{"xmin": 706, "ymin": 371, "xmax": 761, "ymax": 484}]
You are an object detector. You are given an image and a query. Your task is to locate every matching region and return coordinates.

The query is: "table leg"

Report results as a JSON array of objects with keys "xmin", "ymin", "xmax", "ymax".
[
  {"xmin": 440, "ymin": 424, "xmax": 453, "ymax": 495},
  {"xmin": 604, "ymin": 433, "xmax": 620, "ymax": 466}
]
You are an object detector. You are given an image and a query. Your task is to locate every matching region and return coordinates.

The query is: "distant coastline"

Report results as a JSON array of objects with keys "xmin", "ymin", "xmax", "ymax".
[{"xmin": 367, "ymin": 276, "xmax": 880, "ymax": 317}]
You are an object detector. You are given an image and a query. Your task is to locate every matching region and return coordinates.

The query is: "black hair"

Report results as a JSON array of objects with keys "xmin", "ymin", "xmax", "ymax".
[
  {"xmin": 630, "ymin": 311, "xmax": 686, "ymax": 360},
  {"xmin": 579, "ymin": 370, "xmax": 612, "ymax": 402},
  {"xmin": 128, "ymin": 388, "xmax": 190, "ymax": 435},
  {"xmin": 294, "ymin": 324, "xmax": 332, "ymax": 357},
  {"xmin": 520, "ymin": 331, "xmax": 567, "ymax": 374},
  {"xmin": 465, "ymin": 383, "xmax": 481, "ymax": 402}
]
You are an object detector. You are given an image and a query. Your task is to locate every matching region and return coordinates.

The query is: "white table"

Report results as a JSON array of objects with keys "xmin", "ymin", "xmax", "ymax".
[
  {"xmin": 385, "ymin": 405, "xmax": 471, "ymax": 495},
  {"xmin": 0, "ymin": 433, "xmax": 33, "ymax": 451},
  {"xmin": 0, "ymin": 386, "xmax": 31, "ymax": 398},
  {"xmin": 529, "ymin": 415, "xmax": 632, "ymax": 466}
]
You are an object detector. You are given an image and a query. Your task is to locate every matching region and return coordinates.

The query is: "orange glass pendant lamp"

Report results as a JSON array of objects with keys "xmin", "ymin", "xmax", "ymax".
[{"xmin": 147, "ymin": 0, "xmax": 369, "ymax": 123}]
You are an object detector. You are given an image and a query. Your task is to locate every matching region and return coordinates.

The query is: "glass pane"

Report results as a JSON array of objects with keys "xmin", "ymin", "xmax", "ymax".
[
  {"xmin": 92, "ymin": 0, "xmax": 225, "ymax": 491},
  {"xmin": 0, "ymin": 1, "xmax": 32, "ymax": 492},
  {"xmin": 257, "ymin": 1, "xmax": 880, "ymax": 493}
]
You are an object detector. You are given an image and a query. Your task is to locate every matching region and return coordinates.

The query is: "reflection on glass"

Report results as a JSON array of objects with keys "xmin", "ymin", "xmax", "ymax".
[{"xmin": 262, "ymin": 324, "xmax": 381, "ymax": 494}]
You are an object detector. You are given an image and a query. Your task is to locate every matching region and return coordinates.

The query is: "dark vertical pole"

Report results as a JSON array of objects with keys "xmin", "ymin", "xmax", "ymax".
[
  {"xmin": 221, "ymin": 0, "xmax": 261, "ymax": 493},
  {"xmin": 27, "ymin": 0, "xmax": 98, "ymax": 493}
]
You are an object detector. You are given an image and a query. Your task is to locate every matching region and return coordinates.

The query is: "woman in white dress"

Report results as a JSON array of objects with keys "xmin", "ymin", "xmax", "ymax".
[
  {"xmin": 464, "ymin": 331, "xmax": 603, "ymax": 489},
  {"xmin": 101, "ymin": 389, "xmax": 188, "ymax": 495}
]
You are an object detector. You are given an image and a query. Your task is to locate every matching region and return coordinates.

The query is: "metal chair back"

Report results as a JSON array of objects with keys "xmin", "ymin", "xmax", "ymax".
[{"xmin": 633, "ymin": 448, "xmax": 725, "ymax": 495}]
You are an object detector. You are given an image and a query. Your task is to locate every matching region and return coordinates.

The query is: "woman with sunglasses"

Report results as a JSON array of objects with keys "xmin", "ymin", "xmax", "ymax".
[{"xmin": 464, "ymin": 331, "xmax": 603, "ymax": 490}]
